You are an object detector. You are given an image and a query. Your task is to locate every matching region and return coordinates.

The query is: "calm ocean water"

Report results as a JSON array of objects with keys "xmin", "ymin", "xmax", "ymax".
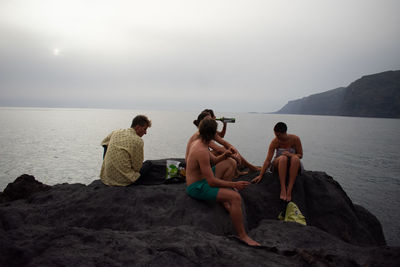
[{"xmin": 0, "ymin": 107, "xmax": 399, "ymax": 246}]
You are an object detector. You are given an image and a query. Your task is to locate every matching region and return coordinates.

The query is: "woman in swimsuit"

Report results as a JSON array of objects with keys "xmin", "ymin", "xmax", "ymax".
[{"xmin": 252, "ymin": 122, "xmax": 303, "ymax": 202}]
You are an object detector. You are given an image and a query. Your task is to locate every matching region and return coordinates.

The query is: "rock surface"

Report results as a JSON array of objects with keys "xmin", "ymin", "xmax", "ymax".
[{"xmin": 1, "ymin": 159, "xmax": 399, "ymax": 266}]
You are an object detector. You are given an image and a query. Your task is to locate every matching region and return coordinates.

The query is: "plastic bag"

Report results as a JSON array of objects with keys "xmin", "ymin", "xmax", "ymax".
[
  {"xmin": 165, "ymin": 160, "xmax": 186, "ymax": 184},
  {"xmin": 278, "ymin": 201, "xmax": 307, "ymax": 226}
]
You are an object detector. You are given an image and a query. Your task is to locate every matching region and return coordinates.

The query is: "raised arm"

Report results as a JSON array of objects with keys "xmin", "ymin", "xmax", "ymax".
[{"xmin": 217, "ymin": 122, "xmax": 227, "ymax": 138}]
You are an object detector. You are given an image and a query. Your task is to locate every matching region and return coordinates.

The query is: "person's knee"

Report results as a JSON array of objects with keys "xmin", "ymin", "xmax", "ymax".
[
  {"xmin": 225, "ymin": 159, "xmax": 236, "ymax": 176},
  {"xmin": 228, "ymin": 158, "xmax": 236, "ymax": 168},
  {"xmin": 290, "ymin": 155, "xmax": 300, "ymax": 164},
  {"xmin": 278, "ymin": 156, "xmax": 288, "ymax": 165},
  {"xmin": 279, "ymin": 156, "xmax": 288, "ymax": 163},
  {"xmin": 230, "ymin": 191, "xmax": 242, "ymax": 205},
  {"xmin": 218, "ymin": 158, "xmax": 235, "ymax": 169}
]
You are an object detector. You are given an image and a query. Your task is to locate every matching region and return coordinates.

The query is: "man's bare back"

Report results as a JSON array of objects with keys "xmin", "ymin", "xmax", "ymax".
[{"xmin": 186, "ymin": 138, "xmax": 212, "ymax": 186}]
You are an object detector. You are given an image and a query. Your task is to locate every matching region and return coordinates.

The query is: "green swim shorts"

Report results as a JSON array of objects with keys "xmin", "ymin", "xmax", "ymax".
[{"xmin": 186, "ymin": 179, "xmax": 219, "ymax": 201}]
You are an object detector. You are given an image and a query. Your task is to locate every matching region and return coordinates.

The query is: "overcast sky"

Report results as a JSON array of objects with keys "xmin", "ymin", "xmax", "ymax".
[{"xmin": 1, "ymin": 0, "xmax": 399, "ymax": 112}]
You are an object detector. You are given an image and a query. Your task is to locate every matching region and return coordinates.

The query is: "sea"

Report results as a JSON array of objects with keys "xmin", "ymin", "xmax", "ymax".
[{"xmin": 0, "ymin": 107, "xmax": 399, "ymax": 246}]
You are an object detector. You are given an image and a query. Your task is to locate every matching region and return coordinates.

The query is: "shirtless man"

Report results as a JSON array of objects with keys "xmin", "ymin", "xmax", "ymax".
[
  {"xmin": 203, "ymin": 109, "xmax": 260, "ymax": 173},
  {"xmin": 252, "ymin": 122, "xmax": 303, "ymax": 202},
  {"xmin": 186, "ymin": 118, "xmax": 260, "ymax": 246},
  {"xmin": 186, "ymin": 111, "xmax": 237, "ymax": 181}
]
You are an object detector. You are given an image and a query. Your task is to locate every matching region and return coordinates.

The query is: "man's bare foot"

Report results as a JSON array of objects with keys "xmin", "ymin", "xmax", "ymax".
[{"xmin": 239, "ymin": 234, "xmax": 261, "ymax": 247}]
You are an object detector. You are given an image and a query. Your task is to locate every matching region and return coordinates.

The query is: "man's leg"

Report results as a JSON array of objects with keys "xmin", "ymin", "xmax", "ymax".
[
  {"xmin": 215, "ymin": 158, "xmax": 237, "ymax": 211},
  {"xmin": 276, "ymin": 156, "xmax": 288, "ymax": 201},
  {"xmin": 139, "ymin": 161, "xmax": 153, "ymax": 176},
  {"xmin": 239, "ymin": 154, "xmax": 261, "ymax": 172},
  {"xmin": 286, "ymin": 156, "xmax": 300, "ymax": 202},
  {"xmin": 216, "ymin": 188, "xmax": 260, "ymax": 246},
  {"xmin": 215, "ymin": 158, "xmax": 236, "ymax": 181}
]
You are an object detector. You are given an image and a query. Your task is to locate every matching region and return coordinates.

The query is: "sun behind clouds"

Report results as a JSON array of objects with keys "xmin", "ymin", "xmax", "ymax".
[{"xmin": 53, "ymin": 48, "xmax": 60, "ymax": 56}]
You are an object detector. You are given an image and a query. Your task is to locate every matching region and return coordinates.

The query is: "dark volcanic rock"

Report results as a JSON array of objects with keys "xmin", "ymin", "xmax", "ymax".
[
  {"xmin": 340, "ymin": 70, "xmax": 400, "ymax": 117},
  {"xmin": 276, "ymin": 70, "xmax": 400, "ymax": 118},
  {"xmin": 240, "ymin": 170, "xmax": 386, "ymax": 246},
  {"xmin": 0, "ymin": 159, "xmax": 399, "ymax": 266},
  {"xmin": 276, "ymin": 87, "xmax": 347, "ymax": 116},
  {"xmin": 0, "ymin": 174, "xmax": 50, "ymax": 203}
]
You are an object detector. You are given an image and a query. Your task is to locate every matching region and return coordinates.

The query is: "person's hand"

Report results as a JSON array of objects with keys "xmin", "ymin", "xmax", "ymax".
[
  {"xmin": 215, "ymin": 146, "xmax": 226, "ymax": 154},
  {"xmin": 229, "ymin": 146, "xmax": 238, "ymax": 155},
  {"xmin": 251, "ymin": 175, "xmax": 263, "ymax": 184},
  {"xmin": 282, "ymin": 151, "xmax": 292, "ymax": 157},
  {"xmin": 232, "ymin": 153, "xmax": 241, "ymax": 165},
  {"xmin": 223, "ymin": 150, "xmax": 232, "ymax": 158},
  {"xmin": 233, "ymin": 181, "xmax": 250, "ymax": 190}
]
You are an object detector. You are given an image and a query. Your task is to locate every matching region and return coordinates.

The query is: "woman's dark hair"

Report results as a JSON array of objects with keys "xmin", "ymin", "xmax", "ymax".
[
  {"xmin": 198, "ymin": 118, "xmax": 217, "ymax": 142},
  {"xmin": 273, "ymin": 122, "xmax": 287, "ymax": 133},
  {"xmin": 131, "ymin": 115, "xmax": 152, "ymax": 128},
  {"xmin": 193, "ymin": 111, "xmax": 211, "ymax": 127},
  {"xmin": 202, "ymin": 109, "xmax": 215, "ymax": 118}
]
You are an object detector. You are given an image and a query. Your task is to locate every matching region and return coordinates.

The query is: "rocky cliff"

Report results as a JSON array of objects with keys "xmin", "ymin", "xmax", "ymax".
[
  {"xmin": 1, "ymin": 159, "xmax": 399, "ymax": 266},
  {"xmin": 276, "ymin": 70, "xmax": 400, "ymax": 118}
]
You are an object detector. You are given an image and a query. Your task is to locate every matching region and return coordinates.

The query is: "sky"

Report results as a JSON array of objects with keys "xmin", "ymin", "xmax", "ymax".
[{"xmin": 1, "ymin": 0, "xmax": 399, "ymax": 112}]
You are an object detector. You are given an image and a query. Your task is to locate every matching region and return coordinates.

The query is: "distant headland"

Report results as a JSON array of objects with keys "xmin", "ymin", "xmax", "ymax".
[{"xmin": 275, "ymin": 70, "xmax": 400, "ymax": 118}]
